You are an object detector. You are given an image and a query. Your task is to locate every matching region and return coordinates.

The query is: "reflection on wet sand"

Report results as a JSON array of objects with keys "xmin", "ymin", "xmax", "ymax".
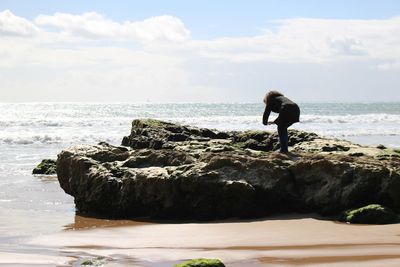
[
  {"xmin": 65, "ymin": 212, "xmax": 329, "ymax": 231},
  {"xmin": 64, "ymin": 215, "xmax": 153, "ymax": 230},
  {"xmin": 260, "ymin": 254, "xmax": 400, "ymax": 265},
  {"xmin": 23, "ymin": 215, "xmax": 400, "ymax": 266}
]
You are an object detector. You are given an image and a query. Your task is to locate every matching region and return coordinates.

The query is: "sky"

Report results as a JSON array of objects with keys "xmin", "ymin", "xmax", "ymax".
[{"xmin": 0, "ymin": 0, "xmax": 400, "ymax": 102}]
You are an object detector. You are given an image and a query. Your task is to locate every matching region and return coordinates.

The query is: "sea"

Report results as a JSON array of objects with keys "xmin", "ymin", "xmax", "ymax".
[{"xmin": 1, "ymin": 102, "xmax": 400, "ymax": 264}]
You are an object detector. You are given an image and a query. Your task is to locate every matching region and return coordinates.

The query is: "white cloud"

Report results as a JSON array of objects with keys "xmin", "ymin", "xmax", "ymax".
[
  {"xmin": 35, "ymin": 12, "xmax": 190, "ymax": 42},
  {"xmin": 0, "ymin": 10, "xmax": 399, "ymax": 102},
  {"xmin": 180, "ymin": 17, "xmax": 400, "ymax": 64},
  {"xmin": 0, "ymin": 10, "xmax": 39, "ymax": 37},
  {"xmin": 2, "ymin": 10, "xmax": 400, "ymax": 64},
  {"xmin": 328, "ymin": 38, "xmax": 366, "ymax": 56}
]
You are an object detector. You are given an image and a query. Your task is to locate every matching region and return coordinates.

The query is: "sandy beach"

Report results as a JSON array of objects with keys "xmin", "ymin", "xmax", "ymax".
[{"xmin": 0, "ymin": 214, "xmax": 397, "ymax": 266}]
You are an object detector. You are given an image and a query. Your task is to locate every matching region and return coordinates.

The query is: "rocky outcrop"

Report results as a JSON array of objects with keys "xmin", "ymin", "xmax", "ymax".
[
  {"xmin": 56, "ymin": 119, "xmax": 400, "ymax": 222},
  {"xmin": 33, "ymin": 159, "xmax": 57, "ymax": 175}
]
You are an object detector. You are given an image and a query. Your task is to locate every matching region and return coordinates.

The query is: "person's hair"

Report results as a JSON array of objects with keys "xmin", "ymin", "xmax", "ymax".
[{"xmin": 263, "ymin": 90, "xmax": 283, "ymax": 104}]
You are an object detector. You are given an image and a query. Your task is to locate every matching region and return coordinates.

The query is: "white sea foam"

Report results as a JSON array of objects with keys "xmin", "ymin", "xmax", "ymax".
[
  {"xmin": 1, "ymin": 135, "xmax": 63, "ymax": 145},
  {"xmin": 2, "ymin": 113, "xmax": 399, "ymax": 125},
  {"xmin": 1, "ymin": 115, "xmax": 399, "ymax": 146},
  {"xmin": 300, "ymin": 114, "xmax": 400, "ymax": 124},
  {"xmin": 0, "ymin": 132, "xmax": 122, "ymax": 146}
]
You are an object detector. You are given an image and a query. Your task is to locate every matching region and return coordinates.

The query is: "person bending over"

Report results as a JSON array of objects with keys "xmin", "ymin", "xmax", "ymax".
[{"xmin": 262, "ymin": 91, "xmax": 300, "ymax": 153}]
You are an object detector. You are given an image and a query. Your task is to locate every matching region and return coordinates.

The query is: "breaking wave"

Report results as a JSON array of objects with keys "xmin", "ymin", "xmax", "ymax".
[{"xmin": 1, "ymin": 103, "xmax": 400, "ymax": 146}]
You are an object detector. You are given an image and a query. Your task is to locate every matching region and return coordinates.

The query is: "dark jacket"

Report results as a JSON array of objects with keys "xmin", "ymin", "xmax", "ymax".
[{"xmin": 263, "ymin": 95, "xmax": 300, "ymax": 127}]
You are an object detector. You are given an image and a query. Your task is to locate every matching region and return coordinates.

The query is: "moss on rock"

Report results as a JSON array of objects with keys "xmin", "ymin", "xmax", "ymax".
[
  {"xmin": 174, "ymin": 258, "xmax": 225, "ymax": 267},
  {"xmin": 80, "ymin": 256, "xmax": 107, "ymax": 266},
  {"xmin": 132, "ymin": 118, "xmax": 173, "ymax": 129},
  {"xmin": 32, "ymin": 159, "xmax": 57, "ymax": 175},
  {"xmin": 342, "ymin": 204, "xmax": 398, "ymax": 224},
  {"xmin": 234, "ymin": 130, "xmax": 269, "ymax": 142}
]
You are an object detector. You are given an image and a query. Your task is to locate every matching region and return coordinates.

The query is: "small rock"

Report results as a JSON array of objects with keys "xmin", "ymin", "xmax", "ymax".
[
  {"xmin": 174, "ymin": 258, "xmax": 225, "ymax": 267},
  {"xmin": 32, "ymin": 159, "xmax": 57, "ymax": 175},
  {"xmin": 377, "ymin": 144, "xmax": 387, "ymax": 149},
  {"xmin": 80, "ymin": 256, "xmax": 108, "ymax": 266},
  {"xmin": 341, "ymin": 204, "xmax": 398, "ymax": 224}
]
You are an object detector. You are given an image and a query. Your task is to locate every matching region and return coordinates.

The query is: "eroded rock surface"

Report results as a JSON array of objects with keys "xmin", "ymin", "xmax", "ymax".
[{"xmin": 57, "ymin": 119, "xmax": 400, "ymax": 221}]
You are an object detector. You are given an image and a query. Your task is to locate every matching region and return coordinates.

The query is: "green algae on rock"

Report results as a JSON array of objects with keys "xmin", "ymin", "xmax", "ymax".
[
  {"xmin": 341, "ymin": 204, "xmax": 398, "ymax": 224},
  {"xmin": 32, "ymin": 159, "xmax": 57, "ymax": 175},
  {"xmin": 80, "ymin": 256, "xmax": 108, "ymax": 266},
  {"xmin": 174, "ymin": 258, "xmax": 225, "ymax": 267}
]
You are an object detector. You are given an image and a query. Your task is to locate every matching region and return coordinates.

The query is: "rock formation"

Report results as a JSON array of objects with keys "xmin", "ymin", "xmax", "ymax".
[{"xmin": 56, "ymin": 119, "xmax": 400, "ymax": 223}]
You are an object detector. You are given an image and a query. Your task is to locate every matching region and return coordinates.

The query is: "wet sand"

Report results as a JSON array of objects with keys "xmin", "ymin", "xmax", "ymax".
[{"xmin": 1, "ymin": 214, "xmax": 398, "ymax": 266}]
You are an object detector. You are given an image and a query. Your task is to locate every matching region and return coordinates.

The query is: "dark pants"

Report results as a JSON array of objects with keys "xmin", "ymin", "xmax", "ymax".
[{"xmin": 277, "ymin": 124, "xmax": 289, "ymax": 153}]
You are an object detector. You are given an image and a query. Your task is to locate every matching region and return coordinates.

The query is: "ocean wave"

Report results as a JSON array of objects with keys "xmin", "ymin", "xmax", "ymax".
[
  {"xmin": 2, "ymin": 125, "xmax": 400, "ymax": 145},
  {"xmin": 168, "ymin": 114, "xmax": 400, "ymax": 125},
  {"xmin": 166, "ymin": 116, "xmax": 400, "ymax": 138},
  {"xmin": 300, "ymin": 114, "xmax": 400, "ymax": 124},
  {"xmin": 1, "ymin": 113, "xmax": 400, "ymax": 146},
  {"xmin": 1, "ymin": 113, "xmax": 400, "ymax": 129},
  {"xmin": 0, "ymin": 118, "xmax": 130, "ymax": 128},
  {"xmin": 1, "ymin": 135, "xmax": 63, "ymax": 145},
  {"xmin": 0, "ymin": 134, "xmax": 121, "ymax": 146}
]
